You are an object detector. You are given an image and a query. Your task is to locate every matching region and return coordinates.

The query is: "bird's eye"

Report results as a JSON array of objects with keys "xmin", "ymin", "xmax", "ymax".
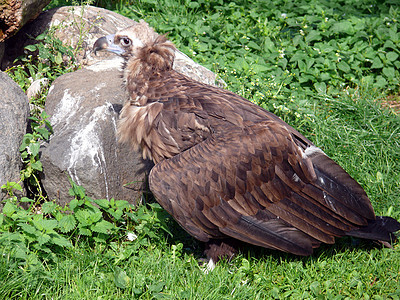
[{"xmin": 120, "ymin": 37, "xmax": 132, "ymax": 47}]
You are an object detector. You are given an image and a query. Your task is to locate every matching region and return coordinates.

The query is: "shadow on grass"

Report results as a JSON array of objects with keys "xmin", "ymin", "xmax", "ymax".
[{"xmin": 164, "ymin": 213, "xmax": 398, "ymax": 266}]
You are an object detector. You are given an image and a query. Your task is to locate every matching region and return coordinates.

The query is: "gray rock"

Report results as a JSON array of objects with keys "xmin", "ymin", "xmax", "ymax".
[
  {"xmin": 0, "ymin": 71, "xmax": 29, "ymax": 201},
  {"xmin": 41, "ymin": 65, "xmax": 153, "ymax": 206}
]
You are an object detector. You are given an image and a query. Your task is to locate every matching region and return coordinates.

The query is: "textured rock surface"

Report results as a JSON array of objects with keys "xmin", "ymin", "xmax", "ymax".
[
  {"xmin": 0, "ymin": 0, "xmax": 51, "ymax": 42},
  {"xmin": 41, "ymin": 65, "xmax": 153, "ymax": 207},
  {"xmin": 0, "ymin": 71, "xmax": 29, "ymax": 201}
]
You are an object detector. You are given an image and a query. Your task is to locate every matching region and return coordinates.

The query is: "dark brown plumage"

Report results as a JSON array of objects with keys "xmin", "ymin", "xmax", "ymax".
[{"xmin": 93, "ymin": 20, "xmax": 400, "ymax": 262}]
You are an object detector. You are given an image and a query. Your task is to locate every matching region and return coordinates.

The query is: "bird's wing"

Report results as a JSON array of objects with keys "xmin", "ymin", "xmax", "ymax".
[{"xmin": 149, "ymin": 120, "xmax": 375, "ymax": 255}]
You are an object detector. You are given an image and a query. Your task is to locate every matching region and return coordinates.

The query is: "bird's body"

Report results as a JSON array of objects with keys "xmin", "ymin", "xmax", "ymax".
[{"xmin": 94, "ymin": 21, "xmax": 400, "ymax": 261}]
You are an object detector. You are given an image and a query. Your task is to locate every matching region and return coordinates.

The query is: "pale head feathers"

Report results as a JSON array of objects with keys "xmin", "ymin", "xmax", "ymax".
[
  {"xmin": 123, "ymin": 34, "xmax": 175, "ymax": 102},
  {"xmin": 116, "ymin": 20, "xmax": 158, "ymax": 51},
  {"xmin": 114, "ymin": 20, "xmax": 176, "ymax": 104}
]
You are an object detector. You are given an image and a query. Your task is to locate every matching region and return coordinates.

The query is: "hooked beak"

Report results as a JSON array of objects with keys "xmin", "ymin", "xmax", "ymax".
[{"xmin": 93, "ymin": 34, "xmax": 125, "ymax": 56}]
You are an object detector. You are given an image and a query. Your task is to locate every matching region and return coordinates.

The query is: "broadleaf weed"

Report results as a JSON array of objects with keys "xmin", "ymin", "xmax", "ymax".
[{"xmin": 1, "ymin": 178, "xmax": 173, "ymax": 268}]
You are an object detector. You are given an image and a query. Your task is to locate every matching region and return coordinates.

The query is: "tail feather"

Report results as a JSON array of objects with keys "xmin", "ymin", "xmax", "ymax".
[
  {"xmin": 310, "ymin": 151, "xmax": 376, "ymax": 222},
  {"xmin": 346, "ymin": 216, "xmax": 400, "ymax": 242}
]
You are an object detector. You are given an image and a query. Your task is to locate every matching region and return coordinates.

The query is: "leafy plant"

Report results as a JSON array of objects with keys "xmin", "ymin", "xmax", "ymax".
[
  {"xmin": 0, "ymin": 181, "xmax": 24, "ymax": 200},
  {"xmin": 19, "ymin": 111, "xmax": 53, "ymax": 201},
  {"xmin": 0, "ymin": 179, "xmax": 172, "ymax": 269},
  {"xmin": 6, "ymin": 28, "xmax": 77, "ymax": 92},
  {"xmin": 112, "ymin": 0, "xmax": 400, "ymax": 117},
  {"xmin": 24, "ymin": 29, "xmax": 76, "ymax": 80},
  {"xmin": 58, "ymin": 179, "xmax": 172, "ymax": 246},
  {"xmin": 6, "ymin": 27, "xmax": 78, "ymax": 127},
  {"xmin": 0, "ymin": 187, "xmax": 71, "ymax": 269}
]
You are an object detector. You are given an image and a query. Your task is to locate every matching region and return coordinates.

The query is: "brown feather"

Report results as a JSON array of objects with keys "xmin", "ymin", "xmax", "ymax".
[{"xmin": 97, "ymin": 21, "xmax": 400, "ymax": 261}]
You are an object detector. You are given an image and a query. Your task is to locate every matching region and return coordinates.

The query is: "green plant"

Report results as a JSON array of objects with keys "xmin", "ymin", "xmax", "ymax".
[
  {"xmin": 0, "ymin": 189, "xmax": 71, "ymax": 269},
  {"xmin": 0, "ymin": 182, "xmax": 24, "ymax": 200},
  {"xmin": 6, "ymin": 27, "xmax": 78, "ymax": 123},
  {"xmin": 23, "ymin": 29, "xmax": 76, "ymax": 80},
  {"xmin": 57, "ymin": 179, "xmax": 172, "ymax": 246},
  {"xmin": 18, "ymin": 111, "xmax": 53, "ymax": 202},
  {"xmin": 112, "ymin": 0, "xmax": 400, "ymax": 112},
  {"xmin": 0, "ymin": 179, "xmax": 172, "ymax": 269},
  {"xmin": 6, "ymin": 29, "xmax": 76, "ymax": 91}
]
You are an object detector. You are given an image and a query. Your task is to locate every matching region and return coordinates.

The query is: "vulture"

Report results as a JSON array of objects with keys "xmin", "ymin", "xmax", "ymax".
[{"xmin": 93, "ymin": 20, "xmax": 400, "ymax": 263}]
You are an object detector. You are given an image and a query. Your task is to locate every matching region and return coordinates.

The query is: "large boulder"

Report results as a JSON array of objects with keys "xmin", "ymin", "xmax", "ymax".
[
  {"xmin": 40, "ymin": 6, "xmax": 223, "ymax": 206},
  {"xmin": 0, "ymin": 71, "xmax": 29, "ymax": 201},
  {"xmin": 41, "ymin": 64, "xmax": 153, "ymax": 207}
]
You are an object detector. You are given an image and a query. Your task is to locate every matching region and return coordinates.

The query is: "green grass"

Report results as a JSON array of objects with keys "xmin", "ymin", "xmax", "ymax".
[
  {"xmin": 2, "ymin": 0, "xmax": 400, "ymax": 298},
  {"xmin": 1, "ymin": 238, "xmax": 400, "ymax": 299}
]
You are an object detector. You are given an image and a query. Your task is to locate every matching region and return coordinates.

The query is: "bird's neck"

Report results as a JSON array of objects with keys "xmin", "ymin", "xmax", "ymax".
[{"xmin": 123, "ymin": 35, "xmax": 176, "ymax": 106}]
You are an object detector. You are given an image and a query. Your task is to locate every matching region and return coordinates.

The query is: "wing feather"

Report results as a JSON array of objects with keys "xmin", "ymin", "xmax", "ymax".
[{"xmin": 149, "ymin": 120, "xmax": 376, "ymax": 255}]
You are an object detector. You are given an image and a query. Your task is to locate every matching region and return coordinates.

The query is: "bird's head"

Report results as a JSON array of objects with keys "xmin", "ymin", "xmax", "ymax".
[
  {"xmin": 93, "ymin": 20, "xmax": 159, "ymax": 58},
  {"xmin": 93, "ymin": 20, "xmax": 176, "ymax": 103}
]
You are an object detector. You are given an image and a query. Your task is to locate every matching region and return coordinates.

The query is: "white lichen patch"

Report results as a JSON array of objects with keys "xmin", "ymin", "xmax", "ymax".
[
  {"xmin": 50, "ymin": 89, "xmax": 82, "ymax": 129},
  {"xmin": 92, "ymin": 82, "xmax": 107, "ymax": 92},
  {"xmin": 66, "ymin": 102, "xmax": 115, "ymax": 199}
]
